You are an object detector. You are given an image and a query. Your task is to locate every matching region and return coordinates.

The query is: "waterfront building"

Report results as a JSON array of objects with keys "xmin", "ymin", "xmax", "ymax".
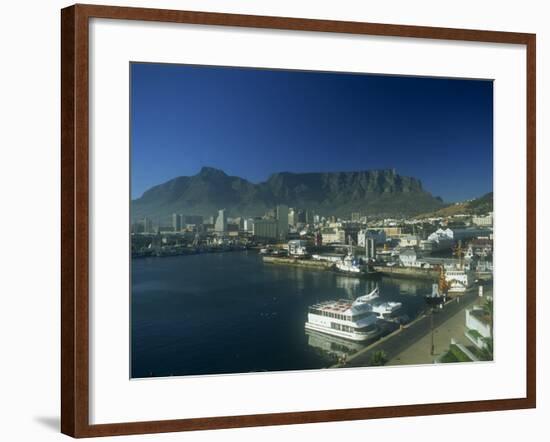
[
  {"xmin": 472, "ymin": 212, "xmax": 493, "ymax": 227},
  {"xmin": 215, "ymin": 209, "xmax": 227, "ymax": 233},
  {"xmin": 399, "ymin": 235, "xmax": 421, "ymax": 248},
  {"xmin": 358, "ymin": 229, "xmax": 386, "ymax": 246},
  {"xmin": 172, "ymin": 213, "xmax": 182, "ymax": 232},
  {"xmin": 311, "ymin": 253, "xmax": 346, "ymax": 263},
  {"xmin": 380, "ymin": 226, "xmax": 402, "ymax": 237},
  {"xmin": 288, "ymin": 239, "xmax": 308, "ymax": 256},
  {"xmin": 399, "ymin": 249, "xmax": 418, "ymax": 267},
  {"xmin": 466, "ymin": 238, "xmax": 493, "ymax": 258},
  {"xmin": 253, "ymin": 218, "xmax": 279, "ymax": 241},
  {"xmin": 321, "ymin": 228, "xmax": 345, "ymax": 244},
  {"xmin": 276, "ymin": 204, "xmax": 289, "ymax": 240}
]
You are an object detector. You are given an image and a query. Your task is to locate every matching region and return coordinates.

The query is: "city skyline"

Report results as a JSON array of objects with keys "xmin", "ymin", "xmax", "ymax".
[{"xmin": 131, "ymin": 63, "xmax": 493, "ymax": 203}]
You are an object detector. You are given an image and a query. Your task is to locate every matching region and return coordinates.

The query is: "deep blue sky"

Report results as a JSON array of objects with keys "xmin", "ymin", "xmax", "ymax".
[{"xmin": 131, "ymin": 63, "xmax": 493, "ymax": 202}]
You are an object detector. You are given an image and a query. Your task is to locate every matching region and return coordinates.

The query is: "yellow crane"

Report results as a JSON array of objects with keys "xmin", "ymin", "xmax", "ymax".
[{"xmin": 453, "ymin": 240, "xmax": 465, "ymax": 270}]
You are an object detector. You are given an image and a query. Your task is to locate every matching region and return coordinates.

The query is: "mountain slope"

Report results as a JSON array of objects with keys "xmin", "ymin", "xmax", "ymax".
[
  {"xmin": 132, "ymin": 167, "xmax": 445, "ymax": 222},
  {"xmin": 416, "ymin": 192, "xmax": 493, "ymax": 218}
]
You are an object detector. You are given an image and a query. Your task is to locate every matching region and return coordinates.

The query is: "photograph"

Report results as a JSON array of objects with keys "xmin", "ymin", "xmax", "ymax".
[{"xmin": 130, "ymin": 63, "xmax": 494, "ymax": 378}]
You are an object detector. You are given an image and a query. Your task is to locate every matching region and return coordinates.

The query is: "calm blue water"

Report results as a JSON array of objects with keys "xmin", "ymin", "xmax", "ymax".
[{"xmin": 131, "ymin": 251, "xmax": 431, "ymax": 378}]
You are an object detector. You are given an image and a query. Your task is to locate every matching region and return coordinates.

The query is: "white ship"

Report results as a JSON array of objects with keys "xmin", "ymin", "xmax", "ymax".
[
  {"xmin": 305, "ymin": 287, "xmax": 380, "ymax": 341},
  {"xmin": 370, "ymin": 301, "xmax": 402, "ymax": 319},
  {"xmin": 445, "ymin": 269, "xmax": 472, "ymax": 293},
  {"xmin": 335, "ymin": 254, "xmax": 362, "ymax": 274}
]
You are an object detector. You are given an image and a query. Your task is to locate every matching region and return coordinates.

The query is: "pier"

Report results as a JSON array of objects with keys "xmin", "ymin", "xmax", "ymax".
[
  {"xmin": 262, "ymin": 255, "xmax": 332, "ymax": 269},
  {"xmin": 372, "ymin": 265, "xmax": 439, "ymax": 281},
  {"xmin": 333, "ymin": 285, "xmax": 488, "ymax": 368}
]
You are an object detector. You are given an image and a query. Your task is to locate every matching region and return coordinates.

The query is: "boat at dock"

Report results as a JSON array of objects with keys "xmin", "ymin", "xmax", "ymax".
[
  {"xmin": 305, "ymin": 287, "xmax": 381, "ymax": 341},
  {"xmin": 334, "ymin": 254, "xmax": 362, "ymax": 274},
  {"xmin": 370, "ymin": 301, "xmax": 402, "ymax": 319}
]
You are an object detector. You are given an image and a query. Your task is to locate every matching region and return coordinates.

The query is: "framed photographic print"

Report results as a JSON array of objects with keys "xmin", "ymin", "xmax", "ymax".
[{"xmin": 61, "ymin": 4, "xmax": 536, "ymax": 438}]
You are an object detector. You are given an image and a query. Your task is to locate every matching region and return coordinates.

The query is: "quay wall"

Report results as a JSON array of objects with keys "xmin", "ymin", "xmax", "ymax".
[
  {"xmin": 373, "ymin": 266, "xmax": 438, "ymax": 281},
  {"xmin": 262, "ymin": 256, "xmax": 332, "ymax": 269}
]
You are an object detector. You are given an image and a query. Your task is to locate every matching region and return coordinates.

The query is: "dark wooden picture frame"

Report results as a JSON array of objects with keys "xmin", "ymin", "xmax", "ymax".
[{"xmin": 61, "ymin": 3, "xmax": 536, "ymax": 438}]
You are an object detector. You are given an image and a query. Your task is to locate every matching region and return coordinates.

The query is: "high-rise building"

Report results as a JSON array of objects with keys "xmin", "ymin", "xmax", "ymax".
[
  {"xmin": 172, "ymin": 213, "xmax": 182, "ymax": 232},
  {"xmin": 142, "ymin": 217, "xmax": 154, "ymax": 234},
  {"xmin": 253, "ymin": 219, "xmax": 278, "ymax": 240},
  {"xmin": 366, "ymin": 237, "xmax": 376, "ymax": 260},
  {"xmin": 351, "ymin": 212, "xmax": 361, "ymax": 223},
  {"xmin": 288, "ymin": 208, "xmax": 296, "ymax": 227},
  {"xmin": 276, "ymin": 204, "xmax": 289, "ymax": 240},
  {"xmin": 214, "ymin": 209, "xmax": 227, "ymax": 233},
  {"xmin": 243, "ymin": 218, "xmax": 254, "ymax": 233}
]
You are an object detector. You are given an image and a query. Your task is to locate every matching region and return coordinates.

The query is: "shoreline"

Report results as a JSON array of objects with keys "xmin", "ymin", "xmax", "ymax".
[{"xmin": 331, "ymin": 285, "xmax": 487, "ymax": 369}]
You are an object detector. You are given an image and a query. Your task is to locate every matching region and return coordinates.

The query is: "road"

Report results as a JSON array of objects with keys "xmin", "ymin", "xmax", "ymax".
[{"xmin": 344, "ymin": 289, "xmax": 481, "ymax": 367}]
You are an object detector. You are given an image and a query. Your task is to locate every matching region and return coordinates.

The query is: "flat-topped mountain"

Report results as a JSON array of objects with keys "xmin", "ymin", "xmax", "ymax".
[{"xmin": 131, "ymin": 167, "xmax": 445, "ymax": 222}]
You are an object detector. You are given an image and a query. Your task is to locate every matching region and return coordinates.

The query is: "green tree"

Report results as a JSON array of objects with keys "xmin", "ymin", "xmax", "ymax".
[{"xmin": 370, "ymin": 350, "xmax": 388, "ymax": 366}]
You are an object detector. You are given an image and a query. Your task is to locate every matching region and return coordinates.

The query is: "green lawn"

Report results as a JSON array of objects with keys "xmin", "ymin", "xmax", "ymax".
[{"xmin": 441, "ymin": 344, "xmax": 472, "ymax": 363}]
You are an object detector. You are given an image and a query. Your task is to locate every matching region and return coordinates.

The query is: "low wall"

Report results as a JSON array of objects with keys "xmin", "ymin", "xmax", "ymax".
[
  {"xmin": 262, "ymin": 256, "xmax": 332, "ymax": 269},
  {"xmin": 373, "ymin": 266, "xmax": 439, "ymax": 281}
]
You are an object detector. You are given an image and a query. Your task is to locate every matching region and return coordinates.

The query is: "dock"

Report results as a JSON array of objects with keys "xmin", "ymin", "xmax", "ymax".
[
  {"xmin": 262, "ymin": 255, "xmax": 332, "ymax": 269},
  {"xmin": 332, "ymin": 286, "xmax": 485, "ymax": 368},
  {"xmin": 262, "ymin": 256, "xmax": 379, "ymax": 278},
  {"xmin": 373, "ymin": 265, "xmax": 439, "ymax": 281}
]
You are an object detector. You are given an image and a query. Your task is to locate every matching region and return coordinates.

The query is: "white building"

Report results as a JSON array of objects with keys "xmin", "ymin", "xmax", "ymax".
[
  {"xmin": 358, "ymin": 229, "xmax": 386, "ymax": 246},
  {"xmin": 472, "ymin": 212, "xmax": 493, "ymax": 227},
  {"xmin": 428, "ymin": 228, "xmax": 454, "ymax": 242},
  {"xmin": 276, "ymin": 204, "xmax": 289, "ymax": 240},
  {"xmin": 321, "ymin": 228, "xmax": 345, "ymax": 244},
  {"xmin": 399, "ymin": 249, "xmax": 417, "ymax": 267},
  {"xmin": 465, "ymin": 306, "xmax": 492, "ymax": 349},
  {"xmin": 288, "ymin": 240, "xmax": 308, "ymax": 256},
  {"xmin": 399, "ymin": 235, "xmax": 420, "ymax": 248},
  {"xmin": 214, "ymin": 209, "xmax": 227, "ymax": 233},
  {"xmin": 243, "ymin": 218, "xmax": 254, "ymax": 233}
]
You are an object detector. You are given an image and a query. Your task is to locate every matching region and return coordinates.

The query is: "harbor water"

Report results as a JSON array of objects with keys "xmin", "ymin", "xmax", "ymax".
[{"xmin": 131, "ymin": 251, "xmax": 432, "ymax": 378}]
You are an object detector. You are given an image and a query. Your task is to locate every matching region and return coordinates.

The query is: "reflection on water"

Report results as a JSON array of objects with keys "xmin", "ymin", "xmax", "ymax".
[
  {"xmin": 131, "ymin": 251, "xmax": 432, "ymax": 378},
  {"xmin": 306, "ymin": 329, "xmax": 366, "ymax": 363}
]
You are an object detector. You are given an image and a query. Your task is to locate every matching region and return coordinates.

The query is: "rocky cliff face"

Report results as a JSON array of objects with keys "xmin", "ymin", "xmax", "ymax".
[{"xmin": 132, "ymin": 167, "xmax": 444, "ymax": 222}]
